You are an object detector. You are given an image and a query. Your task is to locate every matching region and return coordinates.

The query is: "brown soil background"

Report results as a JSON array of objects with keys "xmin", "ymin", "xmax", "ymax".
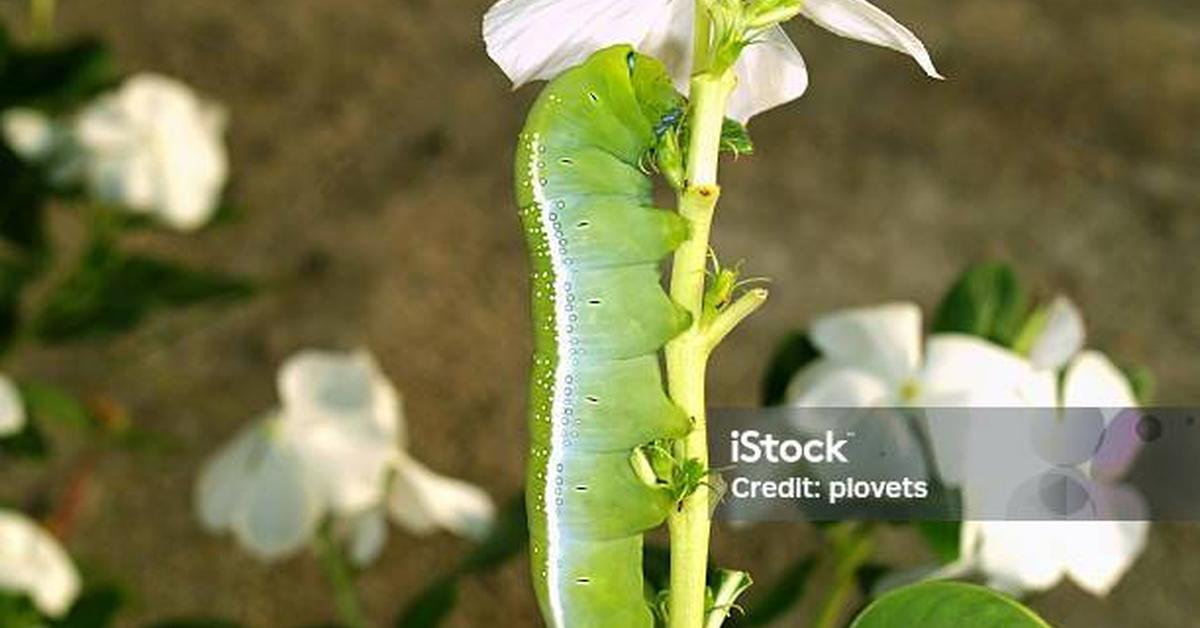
[{"xmin": 2, "ymin": 0, "xmax": 1198, "ymax": 626}]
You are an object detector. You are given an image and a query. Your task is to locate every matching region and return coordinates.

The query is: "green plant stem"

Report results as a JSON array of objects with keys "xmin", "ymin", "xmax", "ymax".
[
  {"xmin": 30, "ymin": 0, "xmax": 55, "ymax": 43},
  {"xmin": 665, "ymin": 68, "xmax": 737, "ymax": 628},
  {"xmin": 811, "ymin": 523, "xmax": 876, "ymax": 628},
  {"xmin": 314, "ymin": 525, "xmax": 371, "ymax": 628}
]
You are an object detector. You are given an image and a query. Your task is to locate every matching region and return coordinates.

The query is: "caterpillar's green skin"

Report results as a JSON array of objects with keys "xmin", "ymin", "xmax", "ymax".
[{"xmin": 516, "ymin": 46, "xmax": 691, "ymax": 627}]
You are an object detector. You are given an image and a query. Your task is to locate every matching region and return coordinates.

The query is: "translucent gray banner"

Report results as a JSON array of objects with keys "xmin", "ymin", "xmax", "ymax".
[{"xmin": 708, "ymin": 407, "xmax": 1199, "ymax": 522}]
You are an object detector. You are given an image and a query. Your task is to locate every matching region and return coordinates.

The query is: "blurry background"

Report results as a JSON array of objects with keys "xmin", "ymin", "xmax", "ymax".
[{"xmin": 1, "ymin": 0, "xmax": 1197, "ymax": 626}]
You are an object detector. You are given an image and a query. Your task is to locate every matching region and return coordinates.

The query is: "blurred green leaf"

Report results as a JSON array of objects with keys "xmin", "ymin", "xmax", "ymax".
[
  {"xmin": 460, "ymin": 495, "xmax": 528, "ymax": 574},
  {"xmin": 145, "ymin": 620, "xmax": 243, "ymax": 628},
  {"xmin": 850, "ymin": 581, "xmax": 1051, "ymax": 628},
  {"xmin": 931, "ymin": 262, "xmax": 1029, "ymax": 348},
  {"xmin": 729, "ymin": 556, "xmax": 815, "ymax": 626},
  {"xmin": 760, "ymin": 331, "xmax": 819, "ymax": 406},
  {"xmin": 915, "ymin": 521, "xmax": 961, "ymax": 564},
  {"xmin": 0, "ymin": 590, "xmax": 44, "ymax": 628},
  {"xmin": 1122, "ymin": 364, "xmax": 1155, "ymax": 406},
  {"xmin": 49, "ymin": 584, "xmax": 124, "ymax": 628},
  {"xmin": 394, "ymin": 578, "xmax": 457, "ymax": 628},
  {"xmin": 33, "ymin": 242, "xmax": 254, "ymax": 342},
  {"xmin": 19, "ymin": 380, "xmax": 93, "ymax": 430},
  {"xmin": 720, "ymin": 118, "xmax": 754, "ymax": 156},
  {"xmin": 0, "ymin": 34, "xmax": 117, "ymax": 112},
  {"xmin": 0, "ymin": 414, "xmax": 49, "ymax": 459},
  {"xmin": 394, "ymin": 494, "xmax": 527, "ymax": 628}
]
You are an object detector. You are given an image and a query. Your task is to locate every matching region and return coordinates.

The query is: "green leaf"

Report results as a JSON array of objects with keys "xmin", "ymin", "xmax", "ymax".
[
  {"xmin": 394, "ymin": 494, "xmax": 527, "ymax": 628},
  {"xmin": 393, "ymin": 578, "xmax": 457, "ymax": 628},
  {"xmin": 49, "ymin": 584, "xmax": 124, "ymax": 628},
  {"xmin": 720, "ymin": 118, "xmax": 754, "ymax": 156},
  {"xmin": 0, "ymin": 414, "xmax": 49, "ymax": 459},
  {"xmin": 730, "ymin": 556, "xmax": 815, "ymax": 626},
  {"xmin": 1121, "ymin": 364, "xmax": 1155, "ymax": 406},
  {"xmin": 850, "ymin": 581, "xmax": 1052, "ymax": 628},
  {"xmin": 915, "ymin": 521, "xmax": 961, "ymax": 564},
  {"xmin": 760, "ymin": 331, "xmax": 819, "ymax": 406},
  {"xmin": 33, "ymin": 243, "xmax": 254, "ymax": 342},
  {"xmin": 460, "ymin": 495, "xmax": 528, "ymax": 574},
  {"xmin": 19, "ymin": 381, "xmax": 94, "ymax": 431},
  {"xmin": 0, "ymin": 590, "xmax": 44, "ymax": 628},
  {"xmin": 931, "ymin": 262, "xmax": 1029, "ymax": 348},
  {"xmin": 0, "ymin": 36, "xmax": 117, "ymax": 112}
]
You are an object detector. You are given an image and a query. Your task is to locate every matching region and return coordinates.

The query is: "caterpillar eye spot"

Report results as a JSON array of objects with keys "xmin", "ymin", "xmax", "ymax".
[
  {"xmin": 585, "ymin": 395, "xmax": 600, "ymax": 404},
  {"xmin": 587, "ymin": 91, "xmax": 600, "ymax": 103},
  {"xmin": 559, "ymin": 157, "xmax": 574, "ymax": 166},
  {"xmin": 575, "ymin": 577, "xmax": 593, "ymax": 586},
  {"xmin": 587, "ymin": 298, "xmax": 602, "ymax": 306},
  {"xmin": 575, "ymin": 220, "xmax": 591, "ymax": 229},
  {"xmin": 574, "ymin": 485, "xmax": 589, "ymax": 492}
]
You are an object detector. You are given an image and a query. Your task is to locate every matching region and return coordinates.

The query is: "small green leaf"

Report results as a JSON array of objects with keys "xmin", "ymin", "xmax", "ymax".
[
  {"xmin": 49, "ymin": 584, "xmax": 124, "ymax": 628},
  {"xmin": 1121, "ymin": 364, "xmax": 1155, "ymax": 406},
  {"xmin": 394, "ymin": 577, "xmax": 457, "ymax": 628},
  {"xmin": 850, "ymin": 581, "xmax": 1052, "ymax": 628},
  {"xmin": 19, "ymin": 381, "xmax": 94, "ymax": 431},
  {"xmin": 915, "ymin": 521, "xmax": 961, "ymax": 564},
  {"xmin": 760, "ymin": 331, "xmax": 819, "ymax": 406},
  {"xmin": 34, "ymin": 243, "xmax": 254, "ymax": 342},
  {"xmin": 720, "ymin": 118, "xmax": 754, "ymax": 156},
  {"xmin": 731, "ymin": 556, "xmax": 815, "ymax": 626},
  {"xmin": 931, "ymin": 262, "xmax": 1029, "ymax": 348}
]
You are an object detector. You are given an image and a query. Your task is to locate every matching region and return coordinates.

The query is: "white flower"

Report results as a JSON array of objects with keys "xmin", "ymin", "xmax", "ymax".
[
  {"xmin": 0, "ymin": 510, "xmax": 81, "ymax": 618},
  {"xmin": 960, "ymin": 347, "xmax": 1148, "ymax": 597},
  {"xmin": 0, "ymin": 374, "xmax": 25, "ymax": 438},
  {"xmin": 2, "ymin": 109, "xmax": 61, "ymax": 161},
  {"xmin": 786, "ymin": 302, "xmax": 1032, "ymax": 408},
  {"xmin": 73, "ymin": 74, "xmax": 228, "ymax": 231},
  {"xmin": 195, "ymin": 350, "xmax": 495, "ymax": 563},
  {"xmin": 483, "ymin": 0, "xmax": 941, "ymax": 121}
]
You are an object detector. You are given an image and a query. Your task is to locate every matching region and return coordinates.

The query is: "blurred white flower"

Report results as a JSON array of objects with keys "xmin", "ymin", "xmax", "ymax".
[
  {"xmin": 2, "ymin": 109, "xmax": 61, "ymax": 161},
  {"xmin": 0, "ymin": 374, "xmax": 25, "ymax": 438},
  {"xmin": 195, "ymin": 350, "xmax": 495, "ymax": 563},
  {"xmin": 73, "ymin": 74, "xmax": 228, "ymax": 231},
  {"xmin": 960, "ymin": 349, "xmax": 1148, "ymax": 597},
  {"xmin": 483, "ymin": 0, "xmax": 941, "ymax": 121},
  {"xmin": 0, "ymin": 509, "xmax": 81, "ymax": 618},
  {"xmin": 786, "ymin": 302, "xmax": 1032, "ymax": 408},
  {"xmin": 1026, "ymin": 296, "xmax": 1085, "ymax": 371}
]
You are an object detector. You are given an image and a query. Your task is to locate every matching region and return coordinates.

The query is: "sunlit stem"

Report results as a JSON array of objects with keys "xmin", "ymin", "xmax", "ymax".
[
  {"xmin": 665, "ymin": 68, "xmax": 737, "ymax": 628},
  {"xmin": 313, "ymin": 523, "xmax": 371, "ymax": 628},
  {"xmin": 30, "ymin": 0, "xmax": 56, "ymax": 44},
  {"xmin": 811, "ymin": 523, "xmax": 876, "ymax": 628},
  {"xmin": 704, "ymin": 570, "xmax": 753, "ymax": 628}
]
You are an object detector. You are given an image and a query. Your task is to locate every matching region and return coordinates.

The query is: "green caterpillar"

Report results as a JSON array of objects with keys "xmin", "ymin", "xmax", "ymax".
[{"xmin": 515, "ymin": 45, "xmax": 691, "ymax": 627}]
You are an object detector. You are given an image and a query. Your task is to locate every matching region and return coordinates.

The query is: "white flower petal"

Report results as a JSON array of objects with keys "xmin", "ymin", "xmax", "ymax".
[
  {"xmin": 0, "ymin": 374, "xmax": 25, "ymax": 438},
  {"xmin": 389, "ymin": 456, "xmax": 495, "ymax": 541},
  {"xmin": 727, "ymin": 26, "xmax": 810, "ymax": 122},
  {"xmin": 637, "ymin": 0, "xmax": 694, "ymax": 94},
  {"xmin": 0, "ymin": 510, "xmax": 82, "ymax": 618},
  {"xmin": 279, "ymin": 349, "xmax": 402, "ymax": 440},
  {"xmin": 786, "ymin": 359, "xmax": 890, "ymax": 407},
  {"xmin": 230, "ymin": 420, "xmax": 322, "ymax": 559},
  {"xmin": 2, "ymin": 109, "xmax": 58, "ymax": 161},
  {"xmin": 921, "ymin": 334, "xmax": 1033, "ymax": 405},
  {"xmin": 800, "ymin": 0, "xmax": 942, "ymax": 79},
  {"xmin": 297, "ymin": 418, "xmax": 395, "ymax": 515},
  {"xmin": 1063, "ymin": 351, "xmax": 1136, "ymax": 409},
  {"xmin": 969, "ymin": 521, "xmax": 1066, "ymax": 593},
  {"xmin": 1060, "ymin": 520, "xmax": 1147, "ymax": 595},
  {"xmin": 1028, "ymin": 296, "xmax": 1086, "ymax": 371},
  {"xmin": 811, "ymin": 302, "xmax": 922, "ymax": 385},
  {"xmin": 483, "ymin": 0, "xmax": 669, "ymax": 86},
  {"xmin": 194, "ymin": 417, "xmax": 265, "ymax": 532},
  {"xmin": 345, "ymin": 509, "xmax": 389, "ymax": 568}
]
